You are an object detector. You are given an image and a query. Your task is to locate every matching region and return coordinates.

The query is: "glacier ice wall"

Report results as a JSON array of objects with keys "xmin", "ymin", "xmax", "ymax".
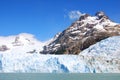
[
  {"xmin": 0, "ymin": 36, "xmax": 120, "ymax": 73},
  {"xmin": 80, "ymin": 36, "xmax": 120, "ymax": 58}
]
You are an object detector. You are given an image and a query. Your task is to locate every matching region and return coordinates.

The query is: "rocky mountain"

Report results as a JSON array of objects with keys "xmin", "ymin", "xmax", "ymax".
[{"xmin": 42, "ymin": 11, "xmax": 120, "ymax": 54}]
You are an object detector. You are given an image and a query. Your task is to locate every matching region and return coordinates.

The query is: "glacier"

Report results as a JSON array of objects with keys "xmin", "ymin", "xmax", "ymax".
[
  {"xmin": 80, "ymin": 36, "xmax": 120, "ymax": 58},
  {"xmin": 0, "ymin": 36, "xmax": 120, "ymax": 73}
]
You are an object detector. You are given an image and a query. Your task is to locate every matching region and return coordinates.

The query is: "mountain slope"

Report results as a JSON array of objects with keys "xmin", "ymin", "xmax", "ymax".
[
  {"xmin": 0, "ymin": 33, "xmax": 45, "ymax": 53},
  {"xmin": 0, "ymin": 36, "xmax": 120, "ymax": 73},
  {"xmin": 42, "ymin": 11, "xmax": 120, "ymax": 54}
]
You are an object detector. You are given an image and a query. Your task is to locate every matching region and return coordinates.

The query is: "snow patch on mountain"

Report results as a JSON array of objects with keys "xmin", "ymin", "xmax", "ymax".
[{"xmin": 0, "ymin": 33, "xmax": 45, "ymax": 53}]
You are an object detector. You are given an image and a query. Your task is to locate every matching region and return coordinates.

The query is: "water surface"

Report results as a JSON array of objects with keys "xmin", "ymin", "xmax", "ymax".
[{"xmin": 0, "ymin": 73, "xmax": 120, "ymax": 80}]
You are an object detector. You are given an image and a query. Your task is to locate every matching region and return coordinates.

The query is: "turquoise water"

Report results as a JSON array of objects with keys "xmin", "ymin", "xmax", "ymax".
[{"xmin": 0, "ymin": 73, "xmax": 120, "ymax": 80}]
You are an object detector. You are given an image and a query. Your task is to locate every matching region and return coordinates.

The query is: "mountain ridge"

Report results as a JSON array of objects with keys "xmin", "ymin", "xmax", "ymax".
[
  {"xmin": 0, "ymin": 33, "xmax": 45, "ymax": 53},
  {"xmin": 42, "ymin": 11, "xmax": 120, "ymax": 54}
]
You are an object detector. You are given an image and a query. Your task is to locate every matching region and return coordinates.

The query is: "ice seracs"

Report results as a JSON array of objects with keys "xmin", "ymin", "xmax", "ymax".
[
  {"xmin": 0, "ymin": 36, "xmax": 120, "ymax": 73},
  {"xmin": 80, "ymin": 36, "xmax": 120, "ymax": 58}
]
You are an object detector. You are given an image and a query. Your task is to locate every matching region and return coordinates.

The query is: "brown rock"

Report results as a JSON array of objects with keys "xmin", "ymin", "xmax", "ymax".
[{"xmin": 0, "ymin": 45, "xmax": 9, "ymax": 51}]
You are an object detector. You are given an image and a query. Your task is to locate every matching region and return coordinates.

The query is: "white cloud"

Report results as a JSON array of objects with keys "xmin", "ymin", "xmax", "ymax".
[{"xmin": 68, "ymin": 10, "xmax": 82, "ymax": 20}]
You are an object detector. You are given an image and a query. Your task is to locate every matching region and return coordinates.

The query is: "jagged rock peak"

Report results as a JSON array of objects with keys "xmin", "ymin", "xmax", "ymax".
[
  {"xmin": 79, "ymin": 14, "xmax": 90, "ymax": 21},
  {"xmin": 95, "ymin": 11, "xmax": 109, "ymax": 19}
]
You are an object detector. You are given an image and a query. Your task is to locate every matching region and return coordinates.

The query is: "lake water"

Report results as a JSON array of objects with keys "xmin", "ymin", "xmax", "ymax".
[{"xmin": 0, "ymin": 73, "xmax": 120, "ymax": 80}]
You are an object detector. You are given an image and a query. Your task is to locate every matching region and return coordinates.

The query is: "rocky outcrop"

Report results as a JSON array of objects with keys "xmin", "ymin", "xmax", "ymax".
[
  {"xmin": 12, "ymin": 35, "xmax": 34, "ymax": 46},
  {"xmin": 41, "ymin": 11, "xmax": 120, "ymax": 54},
  {"xmin": 0, "ymin": 45, "xmax": 9, "ymax": 51},
  {"xmin": 95, "ymin": 11, "xmax": 109, "ymax": 19},
  {"xmin": 79, "ymin": 14, "xmax": 90, "ymax": 21}
]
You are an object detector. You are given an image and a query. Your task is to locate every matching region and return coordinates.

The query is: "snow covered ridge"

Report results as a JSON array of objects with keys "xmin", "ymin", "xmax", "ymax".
[
  {"xmin": 42, "ymin": 11, "xmax": 120, "ymax": 54},
  {"xmin": 0, "ymin": 33, "xmax": 45, "ymax": 53},
  {"xmin": 0, "ymin": 36, "xmax": 120, "ymax": 73}
]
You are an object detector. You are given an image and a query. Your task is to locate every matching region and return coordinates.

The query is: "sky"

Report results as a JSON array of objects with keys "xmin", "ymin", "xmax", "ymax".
[{"xmin": 0, "ymin": 0, "xmax": 120, "ymax": 41}]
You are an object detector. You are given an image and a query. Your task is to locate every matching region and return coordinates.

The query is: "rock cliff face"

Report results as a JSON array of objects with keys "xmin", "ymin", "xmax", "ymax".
[{"xmin": 42, "ymin": 11, "xmax": 120, "ymax": 54}]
